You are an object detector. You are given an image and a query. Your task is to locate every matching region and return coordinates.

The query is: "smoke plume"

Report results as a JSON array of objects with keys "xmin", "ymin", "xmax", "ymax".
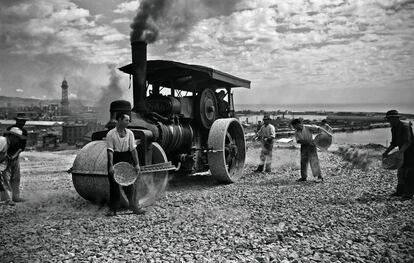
[
  {"xmin": 130, "ymin": 0, "xmax": 241, "ymax": 43},
  {"xmin": 96, "ymin": 65, "xmax": 125, "ymax": 122},
  {"xmin": 130, "ymin": 0, "xmax": 170, "ymax": 43}
]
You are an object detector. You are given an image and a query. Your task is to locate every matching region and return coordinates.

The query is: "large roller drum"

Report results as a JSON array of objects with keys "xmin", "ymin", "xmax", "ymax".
[
  {"xmin": 71, "ymin": 140, "xmax": 168, "ymax": 207},
  {"xmin": 208, "ymin": 118, "xmax": 246, "ymax": 183}
]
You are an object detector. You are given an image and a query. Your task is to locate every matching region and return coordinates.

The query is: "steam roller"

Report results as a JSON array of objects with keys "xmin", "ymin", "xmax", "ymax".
[{"xmin": 70, "ymin": 40, "xmax": 251, "ymax": 206}]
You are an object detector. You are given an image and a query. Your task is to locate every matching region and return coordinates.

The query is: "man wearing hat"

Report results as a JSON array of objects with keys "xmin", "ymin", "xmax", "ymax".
[
  {"xmin": 0, "ymin": 127, "xmax": 26, "ymax": 205},
  {"xmin": 106, "ymin": 112, "xmax": 143, "ymax": 216},
  {"xmin": 255, "ymin": 115, "xmax": 276, "ymax": 173},
  {"xmin": 382, "ymin": 110, "xmax": 414, "ymax": 200},
  {"xmin": 291, "ymin": 118, "xmax": 324, "ymax": 182},
  {"xmin": 4, "ymin": 116, "xmax": 29, "ymax": 202}
]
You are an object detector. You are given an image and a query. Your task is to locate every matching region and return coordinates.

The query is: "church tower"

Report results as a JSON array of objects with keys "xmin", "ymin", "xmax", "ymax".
[{"xmin": 61, "ymin": 79, "xmax": 70, "ymax": 115}]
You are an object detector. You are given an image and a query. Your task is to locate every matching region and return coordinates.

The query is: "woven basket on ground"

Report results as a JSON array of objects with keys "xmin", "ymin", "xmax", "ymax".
[
  {"xmin": 114, "ymin": 162, "xmax": 138, "ymax": 186},
  {"xmin": 313, "ymin": 133, "xmax": 332, "ymax": 150},
  {"xmin": 382, "ymin": 152, "xmax": 404, "ymax": 170}
]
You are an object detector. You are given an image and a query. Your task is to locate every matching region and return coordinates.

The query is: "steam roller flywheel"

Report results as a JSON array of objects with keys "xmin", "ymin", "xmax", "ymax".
[
  {"xmin": 196, "ymin": 88, "xmax": 218, "ymax": 129},
  {"xmin": 208, "ymin": 118, "xmax": 246, "ymax": 183},
  {"xmin": 71, "ymin": 141, "xmax": 169, "ymax": 208}
]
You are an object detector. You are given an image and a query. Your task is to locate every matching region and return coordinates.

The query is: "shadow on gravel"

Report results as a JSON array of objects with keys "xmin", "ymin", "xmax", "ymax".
[
  {"xmin": 256, "ymin": 178, "xmax": 323, "ymax": 187},
  {"xmin": 166, "ymin": 174, "xmax": 222, "ymax": 192},
  {"xmin": 316, "ymin": 192, "xmax": 393, "ymax": 206},
  {"xmin": 354, "ymin": 192, "xmax": 394, "ymax": 204}
]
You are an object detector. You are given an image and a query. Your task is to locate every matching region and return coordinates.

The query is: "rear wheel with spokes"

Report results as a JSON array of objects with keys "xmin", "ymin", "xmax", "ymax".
[{"xmin": 208, "ymin": 118, "xmax": 246, "ymax": 183}]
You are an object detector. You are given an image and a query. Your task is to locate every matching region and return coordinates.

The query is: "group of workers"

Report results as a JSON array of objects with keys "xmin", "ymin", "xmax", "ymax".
[
  {"xmin": 1, "ymin": 109, "xmax": 412, "ymax": 211},
  {"xmin": 254, "ymin": 115, "xmax": 332, "ymax": 182},
  {"xmin": 0, "ymin": 117, "xmax": 28, "ymax": 206},
  {"xmin": 254, "ymin": 110, "xmax": 413, "ymax": 201}
]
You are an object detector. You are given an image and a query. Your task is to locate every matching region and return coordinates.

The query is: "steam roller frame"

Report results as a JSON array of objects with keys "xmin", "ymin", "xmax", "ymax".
[
  {"xmin": 208, "ymin": 118, "xmax": 246, "ymax": 183},
  {"xmin": 71, "ymin": 141, "xmax": 168, "ymax": 208}
]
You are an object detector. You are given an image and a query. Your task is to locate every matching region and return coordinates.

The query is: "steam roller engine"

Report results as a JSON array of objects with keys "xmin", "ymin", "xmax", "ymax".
[{"xmin": 70, "ymin": 41, "xmax": 250, "ymax": 207}]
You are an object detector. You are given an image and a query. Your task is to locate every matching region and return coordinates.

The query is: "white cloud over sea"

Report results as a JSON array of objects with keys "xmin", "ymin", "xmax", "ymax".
[{"xmin": 0, "ymin": 0, "xmax": 413, "ymax": 108}]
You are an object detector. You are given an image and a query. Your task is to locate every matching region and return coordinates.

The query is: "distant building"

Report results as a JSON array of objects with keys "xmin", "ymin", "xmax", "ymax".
[
  {"xmin": 61, "ymin": 79, "xmax": 70, "ymax": 115},
  {"xmin": 0, "ymin": 119, "xmax": 64, "ymax": 148},
  {"xmin": 62, "ymin": 121, "xmax": 104, "ymax": 145}
]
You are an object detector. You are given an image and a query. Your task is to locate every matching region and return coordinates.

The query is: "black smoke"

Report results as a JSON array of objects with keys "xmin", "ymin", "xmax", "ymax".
[{"xmin": 130, "ymin": 0, "xmax": 241, "ymax": 44}]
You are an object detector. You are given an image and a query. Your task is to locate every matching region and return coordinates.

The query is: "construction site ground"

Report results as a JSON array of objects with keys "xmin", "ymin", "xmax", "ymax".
[{"xmin": 1, "ymin": 142, "xmax": 413, "ymax": 262}]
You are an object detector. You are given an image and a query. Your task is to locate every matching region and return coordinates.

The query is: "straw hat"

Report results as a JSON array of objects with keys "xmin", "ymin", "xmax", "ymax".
[
  {"xmin": 263, "ymin": 115, "xmax": 271, "ymax": 121},
  {"xmin": 385, "ymin": 110, "xmax": 400, "ymax": 119},
  {"xmin": 113, "ymin": 162, "xmax": 139, "ymax": 186},
  {"xmin": 382, "ymin": 151, "xmax": 403, "ymax": 170},
  {"xmin": 14, "ymin": 116, "xmax": 29, "ymax": 121},
  {"xmin": 4, "ymin": 127, "xmax": 26, "ymax": 139}
]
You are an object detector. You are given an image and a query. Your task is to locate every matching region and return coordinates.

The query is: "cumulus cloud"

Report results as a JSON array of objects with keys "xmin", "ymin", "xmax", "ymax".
[
  {"xmin": 0, "ymin": 0, "xmax": 129, "ymax": 64},
  {"xmin": 1, "ymin": 0, "xmax": 414, "ymax": 106},
  {"xmin": 16, "ymin": 89, "xmax": 24, "ymax": 93},
  {"xmin": 0, "ymin": 0, "xmax": 133, "ymax": 101},
  {"xmin": 114, "ymin": 0, "xmax": 140, "ymax": 14},
  {"xmin": 163, "ymin": 0, "xmax": 413, "ymax": 100},
  {"xmin": 112, "ymin": 18, "xmax": 131, "ymax": 24}
]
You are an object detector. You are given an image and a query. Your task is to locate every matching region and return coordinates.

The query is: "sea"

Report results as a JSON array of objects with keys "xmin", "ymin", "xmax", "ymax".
[
  {"xmin": 236, "ymin": 103, "xmax": 414, "ymax": 146},
  {"xmin": 235, "ymin": 102, "xmax": 414, "ymax": 114}
]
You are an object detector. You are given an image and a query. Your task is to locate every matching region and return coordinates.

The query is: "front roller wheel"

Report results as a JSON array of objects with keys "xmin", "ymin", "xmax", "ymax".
[
  {"xmin": 208, "ymin": 118, "xmax": 246, "ymax": 183},
  {"xmin": 134, "ymin": 142, "xmax": 169, "ymax": 208},
  {"xmin": 71, "ymin": 141, "xmax": 169, "ymax": 208}
]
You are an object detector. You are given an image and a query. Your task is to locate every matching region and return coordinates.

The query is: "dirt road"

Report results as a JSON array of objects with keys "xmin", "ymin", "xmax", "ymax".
[{"xmin": 1, "ymin": 144, "xmax": 413, "ymax": 262}]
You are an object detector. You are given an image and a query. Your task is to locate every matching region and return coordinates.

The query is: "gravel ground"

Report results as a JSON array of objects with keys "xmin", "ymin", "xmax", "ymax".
[{"xmin": 1, "ymin": 144, "xmax": 413, "ymax": 263}]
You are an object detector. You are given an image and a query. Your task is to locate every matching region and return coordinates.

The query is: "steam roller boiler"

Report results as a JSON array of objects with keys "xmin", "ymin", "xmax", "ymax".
[{"xmin": 70, "ymin": 41, "xmax": 251, "ymax": 207}]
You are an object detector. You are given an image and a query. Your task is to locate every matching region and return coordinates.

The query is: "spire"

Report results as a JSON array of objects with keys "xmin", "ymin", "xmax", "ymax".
[{"xmin": 61, "ymin": 78, "xmax": 70, "ymax": 115}]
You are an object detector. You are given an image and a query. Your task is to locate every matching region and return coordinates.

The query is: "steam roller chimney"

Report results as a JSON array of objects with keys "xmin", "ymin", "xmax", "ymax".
[{"xmin": 131, "ymin": 41, "xmax": 148, "ymax": 113}]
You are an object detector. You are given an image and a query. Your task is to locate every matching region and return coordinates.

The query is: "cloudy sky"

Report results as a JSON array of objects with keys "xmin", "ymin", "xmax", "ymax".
[{"xmin": 1, "ymin": 0, "xmax": 413, "ymax": 110}]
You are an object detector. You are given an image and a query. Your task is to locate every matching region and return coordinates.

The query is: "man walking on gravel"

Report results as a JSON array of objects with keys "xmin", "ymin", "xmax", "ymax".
[
  {"xmin": 0, "ymin": 127, "xmax": 26, "ymax": 206},
  {"xmin": 382, "ymin": 110, "xmax": 414, "ymax": 201},
  {"xmin": 291, "ymin": 119, "xmax": 323, "ymax": 182},
  {"xmin": 106, "ymin": 113, "xmax": 144, "ymax": 216},
  {"xmin": 255, "ymin": 115, "xmax": 275, "ymax": 173},
  {"xmin": 5, "ymin": 117, "xmax": 28, "ymax": 202}
]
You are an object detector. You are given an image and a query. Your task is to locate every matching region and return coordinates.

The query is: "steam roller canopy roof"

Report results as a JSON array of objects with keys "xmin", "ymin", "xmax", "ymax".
[{"xmin": 119, "ymin": 60, "xmax": 250, "ymax": 92}]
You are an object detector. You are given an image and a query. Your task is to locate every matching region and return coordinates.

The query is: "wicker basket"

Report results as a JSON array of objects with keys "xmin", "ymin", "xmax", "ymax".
[
  {"xmin": 313, "ymin": 133, "xmax": 332, "ymax": 150},
  {"xmin": 382, "ymin": 152, "xmax": 404, "ymax": 170},
  {"xmin": 114, "ymin": 162, "xmax": 138, "ymax": 186}
]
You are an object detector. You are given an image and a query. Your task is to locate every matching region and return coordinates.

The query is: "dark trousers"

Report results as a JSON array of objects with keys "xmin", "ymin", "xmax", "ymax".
[
  {"xmin": 397, "ymin": 167, "xmax": 414, "ymax": 198},
  {"xmin": 9, "ymin": 157, "xmax": 21, "ymax": 201},
  {"xmin": 397, "ymin": 147, "xmax": 414, "ymax": 197},
  {"xmin": 300, "ymin": 144, "xmax": 321, "ymax": 179},
  {"xmin": 108, "ymin": 151, "xmax": 134, "ymax": 211},
  {"xmin": 0, "ymin": 157, "xmax": 20, "ymax": 201}
]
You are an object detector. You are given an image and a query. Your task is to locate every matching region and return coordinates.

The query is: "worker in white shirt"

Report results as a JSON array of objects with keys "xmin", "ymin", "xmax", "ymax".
[
  {"xmin": 255, "ymin": 115, "xmax": 276, "ymax": 173},
  {"xmin": 291, "ymin": 119, "xmax": 323, "ymax": 182}
]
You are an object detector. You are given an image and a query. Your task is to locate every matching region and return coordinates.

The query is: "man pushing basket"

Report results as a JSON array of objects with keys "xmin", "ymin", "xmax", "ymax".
[
  {"xmin": 382, "ymin": 110, "xmax": 414, "ymax": 201},
  {"xmin": 106, "ymin": 112, "xmax": 144, "ymax": 216}
]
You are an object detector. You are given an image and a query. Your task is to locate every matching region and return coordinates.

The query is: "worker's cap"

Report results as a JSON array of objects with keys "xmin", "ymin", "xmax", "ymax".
[
  {"xmin": 385, "ymin": 110, "xmax": 400, "ymax": 119},
  {"xmin": 290, "ymin": 118, "xmax": 302, "ymax": 126},
  {"xmin": 263, "ymin": 115, "xmax": 271, "ymax": 120},
  {"xmin": 4, "ymin": 127, "xmax": 26, "ymax": 139},
  {"xmin": 14, "ymin": 116, "xmax": 29, "ymax": 121}
]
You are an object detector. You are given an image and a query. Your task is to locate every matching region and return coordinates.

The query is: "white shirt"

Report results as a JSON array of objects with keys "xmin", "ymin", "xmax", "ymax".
[
  {"xmin": 0, "ymin": 136, "xmax": 8, "ymax": 169},
  {"xmin": 295, "ymin": 125, "xmax": 320, "ymax": 144},
  {"xmin": 258, "ymin": 124, "xmax": 276, "ymax": 139},
  {"xmin": 106, "ymin": 128, "xmax": 136, "ymax": 152}
]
